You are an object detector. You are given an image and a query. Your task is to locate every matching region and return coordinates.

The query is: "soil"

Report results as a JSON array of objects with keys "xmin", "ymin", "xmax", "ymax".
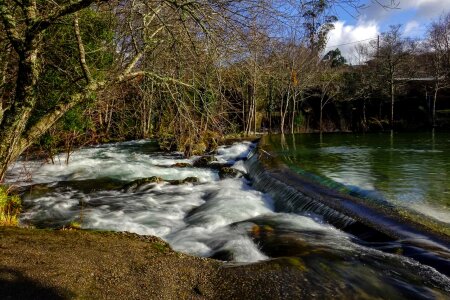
[{"xmin": 0, "ymin": 227, "xmax": 313, "ymax": 300}]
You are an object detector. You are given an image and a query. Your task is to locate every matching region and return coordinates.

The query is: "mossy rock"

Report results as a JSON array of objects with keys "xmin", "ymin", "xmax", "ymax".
[
  {"xmin": 193, "ymin": 155, "xmax": 216, "ymax": 167},
  {"xmin": 133, "ymin": 176, "xmax": 163, "ymax": 184},
  {"xmin": 122, "ymin": 176, "xmax": 164, "ymax": 192},
  {"xmin": 20, "ymin": 184, "xmax": 52, "ymax": 199},
  {"xmin": 168, "ymin": 177, "xmax": 199, "ymax": 185},
  {"xmin": 218, "ymin": 167, "xmax": 245, "ymax": 179}
]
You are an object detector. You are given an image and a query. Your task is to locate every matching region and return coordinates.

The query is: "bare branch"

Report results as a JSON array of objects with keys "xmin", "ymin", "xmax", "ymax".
[{"xmin": 116, "ymin": 71, "xmax": 193, "ymax": 88}]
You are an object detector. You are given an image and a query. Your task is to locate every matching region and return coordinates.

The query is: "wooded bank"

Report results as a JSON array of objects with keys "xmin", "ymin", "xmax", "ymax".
[{"xmin": 1, "ymin": 1, "xmax": 450, "ymax": 181}]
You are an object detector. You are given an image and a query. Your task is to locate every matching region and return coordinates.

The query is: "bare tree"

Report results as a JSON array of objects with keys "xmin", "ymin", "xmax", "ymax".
[
  {"xmin": 427, "ymin": 13, "xmax": 450, "ymax": 127},
  {"xmin": 374, "ymin": 25, "xmax": 414, "ymax": 129}
]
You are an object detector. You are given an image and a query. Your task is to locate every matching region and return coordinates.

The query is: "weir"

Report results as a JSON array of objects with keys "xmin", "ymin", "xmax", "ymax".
[{"xmin": 245, "ymin": 136, "xmax": 450, "ymax": 276}]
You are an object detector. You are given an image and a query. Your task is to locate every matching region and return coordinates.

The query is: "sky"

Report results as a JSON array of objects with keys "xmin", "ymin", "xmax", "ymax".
[{"xmin": 326, "ymin": 0, "xmax": 450, "ymax": 64}]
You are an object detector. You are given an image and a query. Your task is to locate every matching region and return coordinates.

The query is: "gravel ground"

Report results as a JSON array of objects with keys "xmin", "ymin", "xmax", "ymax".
[{"xmin": 0, "ymin": 227, "xmax": 365, "ymax": 299}]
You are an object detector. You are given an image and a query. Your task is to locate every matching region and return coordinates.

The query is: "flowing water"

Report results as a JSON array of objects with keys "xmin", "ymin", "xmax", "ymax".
[{"xmin": 6, "ymin": 139, "xmax": 450, "ymax": 298}]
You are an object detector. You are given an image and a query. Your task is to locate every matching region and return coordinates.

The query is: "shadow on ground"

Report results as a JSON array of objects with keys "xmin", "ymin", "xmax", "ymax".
[{"xmin": 0, "ymin": 268, "xmax": 72, "ymax": 300}]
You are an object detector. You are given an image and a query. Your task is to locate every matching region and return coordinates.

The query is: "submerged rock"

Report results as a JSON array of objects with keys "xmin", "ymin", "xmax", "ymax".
[
  {"xmin": 121, "ymin": 176, "xmax": 163, "ymax": 192},
  {"xmin": 20, "ymin": 178, "xmax": 126, "ymax": 197},
  {"xmin": 170, "ymin": 162, "xmax": 192, "ymax": 168},
  {"xmin": 168, "ymin": 177, "xmax": 199, "ymax": 185},
  {"xmin": 218, "ymin": 167, "xmax": 245, "ymax": 179},
  {"xmin": 122, "ymin": 176, "xmax": 200, "ymax": 192}
]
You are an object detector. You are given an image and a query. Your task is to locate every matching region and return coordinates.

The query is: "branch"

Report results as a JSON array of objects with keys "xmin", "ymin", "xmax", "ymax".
[
  {"xmin": 123, "ymin": 51, "xmax": 144, "ymax": 75},
  {"xmin": 12, "ymin": 81, "xmax": 105, "ymax": 160},
  {"xmin": 121, "ymin": 25, "xmax": 165, "ymax": 75},
  {"xmin": 371, "ymin": 0, "xmax": 400, "ymax": 9},
  {"xmin": 31, "ymin": 0, "xmax": 108, "ymax": 33},
  {"xmin": 0, "ymin": 1, "xmax": 23, "ymax": 52},
  {"xmin": 73, "ymin": 13, "xmax": 92, "ymax": 83},
  {"xmin": 23, "ymin": 0, "xmax": 37, "ymax": 23},
  {"xmin": 116, "ymin": 71, "xmax": 193, "ymax": 88}
]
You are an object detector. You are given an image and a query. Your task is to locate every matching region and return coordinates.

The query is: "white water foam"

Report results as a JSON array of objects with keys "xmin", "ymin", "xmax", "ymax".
[
  {"xmin": 215, "ymin": 141, "xmax": 255, "ymax": 164},
  {"xmin": 11, "ymin": 140, "xmax": 450, "ymax": 293},
  {"xmin": 15, "ymin": 141, "xmax": 278, "ymax": 261},
  {"xmin": 15, "ymin": 140, "xmax": 356, "ymax": 263}
]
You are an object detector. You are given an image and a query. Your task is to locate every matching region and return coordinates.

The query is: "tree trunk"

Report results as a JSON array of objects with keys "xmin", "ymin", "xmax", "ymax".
[
  {"xmin": 433, "ymin": 88, "xmax": 438, "ymax": 127},
  {"xmin": 280, "ymin": 89, "xmax": 291, "ymax": 135},
  {"xmin": 319, "ymin": 97, "xmax": 324, "ymax": 133},
  {"xmin": 0, "ymin": 80, "xmax": 103, "ymax": 181},
  {"xmin": 290, "ymin": 98, "xmax": 295, "ymax": 134},
  {"xmin": 390, "ymin": 78, "xmax": 395, "ymax": 130},
  {"xmin": 269, "ymin": 111, "xmax": 272, "ymax": 133},
  {"xmin": 0, "ymin": 45, "xmax": 40, "ymax": 182},
  {"xmin": 253, "ymin": 95, "xmax": 256, "ymax": 135},
  {"xmin": 362, "ymin": 98, "xmax": 367, "ymax": 131}
]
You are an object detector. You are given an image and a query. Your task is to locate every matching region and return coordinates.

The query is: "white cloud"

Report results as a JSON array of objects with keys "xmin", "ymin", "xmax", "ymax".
[
  {"xmin": 324, "ymin": 1, "xmax": 450, "ymax": 64},
  {"xmin": 404, "ymin": 21, "xmax": 419, "ymax": 35},
  {"xmin": 325, "ymin": 21, "xmax": 380, "ymax": 65},
  {"xmin": 360, "ymin": 0, "xmax": 450, "ymax": 22},
  {"xmin": 399, "ymin": 0, "xmax": 450, "ymax": 18}
]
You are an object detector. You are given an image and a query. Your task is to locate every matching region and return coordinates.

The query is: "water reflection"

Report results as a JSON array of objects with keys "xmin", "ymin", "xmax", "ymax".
[{"xmin": 267, "ymin": 132, "xmax": 450, "ymax": 224}]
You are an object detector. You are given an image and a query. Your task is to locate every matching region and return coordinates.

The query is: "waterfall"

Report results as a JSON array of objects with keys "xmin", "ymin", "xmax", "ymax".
[
  {"xmin": 245, "ymin": 141, "xmax": 450, "ymax": 276},
  {"xmin": 246, "ymin": 152, "xmax": 355, "ymax": 228}
]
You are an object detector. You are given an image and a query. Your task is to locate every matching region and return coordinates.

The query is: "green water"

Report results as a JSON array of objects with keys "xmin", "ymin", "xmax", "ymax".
[{"xmin": 266, "ymin": 132, "xmax": 450, "ymax": 225}]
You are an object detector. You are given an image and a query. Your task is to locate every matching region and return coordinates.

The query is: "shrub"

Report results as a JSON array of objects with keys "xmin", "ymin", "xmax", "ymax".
[{"xmin": 0, "ymin": 185, "xmax": 22, "ymax": 226}]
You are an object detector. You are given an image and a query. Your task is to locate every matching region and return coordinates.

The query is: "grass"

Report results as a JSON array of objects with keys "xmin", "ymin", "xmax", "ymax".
[{"xmin": 0, "ymin": 185, "xmax": 22, "ymax": 226}]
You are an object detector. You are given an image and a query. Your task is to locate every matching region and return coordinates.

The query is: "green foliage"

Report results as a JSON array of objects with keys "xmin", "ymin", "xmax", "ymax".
[
  {"xmin": 324, "ymin": 48, "xmax": 347, "ymax": 68},
  {"xmin": 0, "ymin": 186, "xmax": 22, "ymax": 226},
  {"xmin": 152, "ymin": 242, "xmax": 170, "ymax": 254},
  {"xmin": 31, "ymin": 7, "xmax": 115, "ymax": 141},
  {"xmin": 61, "ymin": 105, "xmax": 92, "ymax": 133},
  {"xmin": 63, "ymin": 221, "xmax": 82, "ymax": 230},
  {"xmin": 302, "ymin": 0, "xmax": 337, "ymax": 51},
  {"xmin": 294, "ymin": 112, "xmax": 304, "ymax": 127}
]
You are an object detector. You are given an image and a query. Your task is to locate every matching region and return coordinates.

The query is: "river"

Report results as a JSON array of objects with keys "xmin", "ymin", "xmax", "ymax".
[{"xmin": 6, "ymin": 137, "xmax": 450, "ymax": 298}]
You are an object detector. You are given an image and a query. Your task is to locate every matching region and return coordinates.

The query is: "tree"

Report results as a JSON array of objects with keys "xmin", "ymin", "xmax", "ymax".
[
  {"xmin": 0, "ymin": 0, "xmax": 218, "ymax": 181},
  {"xmin": 374, "ymin": 25, "xmax": 414, "ymax": 129},
  {"xmin": 0, "ymin": 0, "xmax": 404, "ymax": 181},
  {"xmin": 323, "ymin": 48, "xmax": 347, "ymax": 68},
  {"xmin": 316, "ymin": 67, "xmax": 343, "ymax": 132},
  {"xmin": 302, "ymin": 0, "xmax": 337, "ymax": 53},
  {"xmin": 0, "ymin": 0, "xmax": 112, "ymax": 181},
  {"xmin": 427, "ymin": 13, "xmax": 450, "ymax": 126}
]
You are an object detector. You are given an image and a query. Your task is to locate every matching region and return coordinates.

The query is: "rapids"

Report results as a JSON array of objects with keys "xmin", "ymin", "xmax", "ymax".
[{"xmin": 6, "ymin": 140, "xmax": 450, "ymax": 298}]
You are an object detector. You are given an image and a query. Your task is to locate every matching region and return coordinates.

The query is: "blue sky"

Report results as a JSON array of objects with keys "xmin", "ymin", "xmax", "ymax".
[{"xmin": 326, "ymin": 0, "xmax": 450, "ymax": 63}]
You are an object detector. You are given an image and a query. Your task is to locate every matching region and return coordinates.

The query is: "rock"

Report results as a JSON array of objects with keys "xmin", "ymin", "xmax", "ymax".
[
  {"xmin": 218, "ymin": 167, "xmax": 245, "ymax": 179},
  {"xmin": 171, "ymin": 162, "xmax": 192, "ymax": 168},
  {"xmin": 208, "ymin": 162, "xmax": 232, "ymax": 170},
  {"xmin": 168, "ymin": 177, "xmax": 199, "ymax": 185},
  {"xmin": 210, "ymin": 250, "xmax": 234, "ymax": 261},
  {"xmin": 192, "ymin": 155, "xmax": 216, "ymax": 167},
  {"xmin": 122, "ymin": 176, "xmax": 163, "ymax": 192},
  {"xmin": 181, "ymin": 177, "xmax": 199, "ymax": 183}
]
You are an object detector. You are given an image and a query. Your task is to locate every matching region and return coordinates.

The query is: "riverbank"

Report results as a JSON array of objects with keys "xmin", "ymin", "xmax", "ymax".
[{"xmin": 0, "ymin": 227, "xmax": 332, "ymax": 299}]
